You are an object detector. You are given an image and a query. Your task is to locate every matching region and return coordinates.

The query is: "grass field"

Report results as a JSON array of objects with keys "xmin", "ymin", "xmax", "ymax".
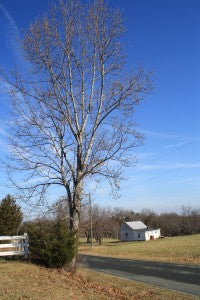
[
  {"xmin": 79, "ymin": 234, "xmax": 200, "ymax": 265},
  {"xmin": 0, "ymin": 260, "xmax": 197, "ymax": 299}
]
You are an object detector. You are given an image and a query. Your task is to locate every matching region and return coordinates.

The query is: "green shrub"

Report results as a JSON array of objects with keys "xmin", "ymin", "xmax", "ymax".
[{"xmin": 24, "ymin": 219, "xmax": 76, "ymax": 268}]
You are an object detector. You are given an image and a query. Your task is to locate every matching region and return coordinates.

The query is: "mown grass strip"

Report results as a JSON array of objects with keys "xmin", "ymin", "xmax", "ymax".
[{"xmin": 79, "ymin": 234, "xmax": 200, "ymax": 265}]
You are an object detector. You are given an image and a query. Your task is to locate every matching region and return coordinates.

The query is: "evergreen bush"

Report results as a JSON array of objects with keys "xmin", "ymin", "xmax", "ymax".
[
  {"xmin": 24, "ymin": 219, "xmax": 76, "ymax": 268},
  {"xmin": 0, "ymin": 195, "xmax": 23, "ymax": 235}
]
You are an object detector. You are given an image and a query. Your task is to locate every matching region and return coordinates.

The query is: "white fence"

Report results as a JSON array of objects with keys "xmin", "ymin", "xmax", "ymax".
[{"xmin": 0, "ymin": 234, "xmax": 28, "ymax": 258}]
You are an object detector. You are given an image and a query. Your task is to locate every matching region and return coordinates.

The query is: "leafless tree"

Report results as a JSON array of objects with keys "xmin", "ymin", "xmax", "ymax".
[
  {"xmin": 2, "ymin": 0, "xmax": 152, "ymax": 270},
  {"xmin": 81, "ymin": 204, "xmax": 116, "ymax": 245},
  {"xmin": 181, "ymin": 206, "xmax": 200, "ymax": 235}
]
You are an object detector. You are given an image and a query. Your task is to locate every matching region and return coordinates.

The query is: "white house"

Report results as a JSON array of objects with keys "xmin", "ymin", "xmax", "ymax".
[{"xmin": 119, "ymin": 221, "xmax": 161, "ymax": 241}]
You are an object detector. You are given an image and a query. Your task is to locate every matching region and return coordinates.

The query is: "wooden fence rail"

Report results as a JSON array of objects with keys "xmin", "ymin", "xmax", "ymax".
[{"xmin": 0, "ymin": 234, "xmax": 28, "ymax": 258}]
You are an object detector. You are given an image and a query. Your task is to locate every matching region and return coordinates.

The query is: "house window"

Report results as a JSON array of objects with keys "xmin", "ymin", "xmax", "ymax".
[
  {"xmin": 138, "ymin": 233, "xmax": 140, "ymax": 238},
  {"xmin": 125, "ymin": 232, "xmax": 128, "ymax": 237}
]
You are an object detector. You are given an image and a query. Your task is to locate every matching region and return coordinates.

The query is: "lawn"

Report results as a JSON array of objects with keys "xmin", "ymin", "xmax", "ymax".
[
  {"xmin": 0, "ymin": 260, "xmax": 197, "ymax": 299},
  {"xmin": 79, "ymin": 234, "xmax": 200, "ymax": 265}
]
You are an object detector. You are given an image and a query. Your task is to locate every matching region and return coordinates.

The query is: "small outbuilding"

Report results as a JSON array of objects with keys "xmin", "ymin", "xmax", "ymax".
[{"xmin": 119, "ymin": 221, "xmax": 161, "ymax": 241}]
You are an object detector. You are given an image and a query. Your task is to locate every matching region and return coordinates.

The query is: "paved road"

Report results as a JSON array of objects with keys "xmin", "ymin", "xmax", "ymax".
[{"xmin": 80, "ymin": 255, "xmax": 200, "ymax": 297}]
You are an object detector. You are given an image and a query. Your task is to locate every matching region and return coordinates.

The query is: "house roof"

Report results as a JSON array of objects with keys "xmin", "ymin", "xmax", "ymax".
[{"xmin": 125, "ymin": 221, "xmax": 147, "ymax": 230}]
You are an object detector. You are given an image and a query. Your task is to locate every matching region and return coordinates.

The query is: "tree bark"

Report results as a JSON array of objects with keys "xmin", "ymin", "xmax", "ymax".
[
  {"xmin": 98, "ymin": 235, "xmax": 102, "ymax": 245},
  {"xmin": 67, "ymin": 178, "xmax": 82, "ymax": 272},
  {"xmin": 68, "ymin": 210, "xmax": 79, "ymax": 272},
  {"xmin": 86, "ymin": 234, "xmax": 90, "ymax": 243}
]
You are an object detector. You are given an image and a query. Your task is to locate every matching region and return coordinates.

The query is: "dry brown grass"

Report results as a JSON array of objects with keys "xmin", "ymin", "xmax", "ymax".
[
  {"xmin": 0, "ymin": 260, "xmax": 197, "ymax": 299},
  {"xmin": 79, "ymin": 234, "xmax": 200, "ymax": 265}
]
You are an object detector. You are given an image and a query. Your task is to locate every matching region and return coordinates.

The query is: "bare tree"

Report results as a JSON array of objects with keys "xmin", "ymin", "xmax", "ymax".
[
  {"xmin": 2, "ymin": 0, "xmax": 152, "ymax": 270},
  {"xmin": 81, "ymin": 204, "xmax": 116, "ymax": 245},
  {"xmin": 181, "ymin": 206, "xmax": 200, "ymax": 235}
]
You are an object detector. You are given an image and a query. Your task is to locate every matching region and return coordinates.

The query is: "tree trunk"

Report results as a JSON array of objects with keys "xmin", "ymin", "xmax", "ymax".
[
  {"xmin": 66, "ymin": 205, "xmax": 79, "ymax": 273},
  {"xmin": 67, "ymin": 179, "xmax": 82, "ymax": 272},
  {"xmin": 86, "ymin": 234, "xmax": 90, "ymax": 243},
  {"xmin": 98, "ymin": 235, "xmax": 102, "ymax": 245}
]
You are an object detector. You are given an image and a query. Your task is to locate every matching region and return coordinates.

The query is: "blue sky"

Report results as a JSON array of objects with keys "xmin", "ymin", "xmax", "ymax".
[{"xmin": 0, "ymin": 0, "xmax": 200, "ymax": 213}]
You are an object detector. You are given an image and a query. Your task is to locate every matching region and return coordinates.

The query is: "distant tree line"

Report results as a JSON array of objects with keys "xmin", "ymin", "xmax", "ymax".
[
  {"xmin": 1, "ymin": 195, "xmax": 199, "ymax": 243},
  {"xmin": 80, "ymin": 205, "xmax": 200, "ymax": 244}
]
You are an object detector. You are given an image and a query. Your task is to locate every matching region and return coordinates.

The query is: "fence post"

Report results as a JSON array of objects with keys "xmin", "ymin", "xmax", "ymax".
[{"xmin": 24, "ymin": 233, "xmax": 29, "ymax": 259}]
